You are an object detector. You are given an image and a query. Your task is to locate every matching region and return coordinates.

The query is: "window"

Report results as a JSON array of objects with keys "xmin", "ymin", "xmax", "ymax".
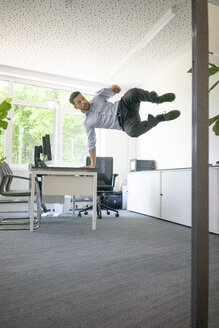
[
  {"xmin": 0, "ymin": 80, "xmax": 9, "ymax": 98},
  {"xmin": 12, "ymin": 105, "xmax": 53, "ymax": 164},
  {"xmin": 14, "ymin": 82, "xmax": 72, "ymax": 106},
  {"xmin": 62, "ymin": 113, "xmax": 87, "ymax": 165},
  {"xmin": 0, "ymin": 80, "xmax": 9, "ymax": 159},
  {"xmin": 0, "ymin": 133, "xmax": 4, "ymax": 159},
  {"xmin": 1, "ymin": 79, "xmax": 95, "ymax": 166}
]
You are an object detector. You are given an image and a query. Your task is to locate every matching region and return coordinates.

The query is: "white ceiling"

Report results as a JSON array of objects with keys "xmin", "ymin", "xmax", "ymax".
[{"xmin": 0, "ymin": 0, "xmax": 218, "ymax": 88}]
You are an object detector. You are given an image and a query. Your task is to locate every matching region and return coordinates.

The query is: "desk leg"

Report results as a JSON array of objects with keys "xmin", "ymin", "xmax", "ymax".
[
  {"xmin": 92, "ymin": 174, "xmax": 97, "ymax": 231},
  {"xmin": 30, "ymin": 173, "xmax": 35, "ymax": 231},
  {"xmin": 72, "ymin": 195, "xmax": 75, "ymax": 216}
]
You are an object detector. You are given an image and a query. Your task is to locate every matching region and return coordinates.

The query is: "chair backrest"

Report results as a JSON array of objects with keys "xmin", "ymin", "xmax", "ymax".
[
  {"xmin": 86, "ymin": 157, "xmax": 113, "ymax": 186},
  {"xmin": 0, "ymin": 162, "xmax": 9, "ymax": 193},
  {"xmin": 0, "ymin": 162, "xmax": 13, "ymax": 191},
  {"xmin": 0, "ymin": 163, "xmax": 4, "ymax": 192}
]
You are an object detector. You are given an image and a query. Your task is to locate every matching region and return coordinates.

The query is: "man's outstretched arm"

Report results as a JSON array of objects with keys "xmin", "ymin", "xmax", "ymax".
[
  {"xmin": 81, "ymin": 149, "xmax": 96, "ymax": 168},
  {"xmin": 88, "ymin": 149, "xmax": 96, "ymax": 168}
]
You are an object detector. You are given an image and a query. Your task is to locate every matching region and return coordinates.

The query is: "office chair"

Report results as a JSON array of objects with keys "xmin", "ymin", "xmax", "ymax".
[
  {"xmin": 0, "ymin": 161, "xmax": 41, "ymax": 230},
  {"xmin": 78, "ymin": 157, "xmax": 119, "ymax": 219}
]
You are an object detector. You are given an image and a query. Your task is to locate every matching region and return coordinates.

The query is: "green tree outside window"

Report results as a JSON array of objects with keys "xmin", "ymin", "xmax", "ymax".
[
  {"xmin": 14, "ymin": 83, "xmax": 73, "ymax": 107},
  {"xmin": 0, "ymin": 80, "xmax": 9, "ymax": 98},
  {"xmin": 12, "ymin": 105, "xmax": 53, "ymax": 164},
  {"xmin": 1, "ymin": 81, "xmax": 93, "ymax": 165},
  {"xmin": 62, "ymin": 113, "xmax": 87, "ymax": 165}
]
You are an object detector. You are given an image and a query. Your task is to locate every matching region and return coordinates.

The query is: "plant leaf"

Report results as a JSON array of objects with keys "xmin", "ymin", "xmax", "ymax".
[
  {"xmin": 213, "ymin": 119, "xmax": 219, "ymax": 136},
  {"xmin": 187, "ymin": 62, "xmax": 219, "ymax": 74},
  {"xmin": 209, "ymin": 115, "xmax": 218, "ymax": 126},
  {"xmin": 209, "ymin": 63, "xmax": 216, "ymax": 67},
  {"xmin": 208, "ymin": 66, "xmax": 219, "ymax": 76},
  {"xmin": 0, "ymin": 157, "xmax": 6, "ymax": 162},
  {"xmin": 0, "ymin": 100, "xmax": 12, "ymax": 111},
  {"xmin": 209, "ymin": 80, "xmax": 219, "ymax": 92},
  {"xmin": 4, "ymin": 98, "xmax": 12, "ymax": 103},
  {"xmin": 0, "ymin": 120, "xmax": 8, "ymax": 129}
]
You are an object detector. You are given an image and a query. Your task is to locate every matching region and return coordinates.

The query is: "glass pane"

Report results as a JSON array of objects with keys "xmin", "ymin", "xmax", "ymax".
[
  {"xmin": 12, "ymin": 105, "xmax": 53, "ymax": 164},
  {"xmin": 0, "ymin": 132, "xmax": 4, "ymax": 160},
  {"xmin": 0, "ymin": 80, "xmax": 9, "ymax": 98},
  {"xmin": 14, "ymin": 82, "xmax": 93, "ymax": 107},
  {"xmin": 62, "ymin": 113, "xmax": 87, "ymax": 166}
]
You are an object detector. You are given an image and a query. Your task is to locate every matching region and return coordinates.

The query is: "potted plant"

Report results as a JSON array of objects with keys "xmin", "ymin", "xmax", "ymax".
[
  {"xmin": 188, "ymin": 51, "xmax": 219, "ymax": 135},
  {"xmin": 0, "ymin": 98, "xmax": 12, "ymax": 161}
]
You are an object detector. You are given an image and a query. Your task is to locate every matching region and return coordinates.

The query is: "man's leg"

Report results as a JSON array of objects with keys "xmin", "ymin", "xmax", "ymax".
[
  {"xmin": 117, "ymin": 88, "xmax": 179, "ymax": 137},
  {"xmin": 122, "ymin": 111, "xmax": 181, "ymax": 138},
  {"xmin": 123, "ymin": 113, "xmax": 160, "ymax": 138},
  {"xmin": 121, "ymin": 88, "xmax": 175, "ymax": 111},
  {"xmin": 121, "ymin": 88, "xmax": 158, "ymax": 112}
]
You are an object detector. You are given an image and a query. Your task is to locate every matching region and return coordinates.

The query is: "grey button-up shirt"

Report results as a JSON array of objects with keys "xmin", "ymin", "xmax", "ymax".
[{"xmin": 83, "ymin": 88, "xmax": 122, "ymax": 150}]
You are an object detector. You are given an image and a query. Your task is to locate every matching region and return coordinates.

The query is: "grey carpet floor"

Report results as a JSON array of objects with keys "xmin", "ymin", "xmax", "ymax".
[{"xmin": 0, "ymin": 211, "xmax": 218, "ymax": 328}]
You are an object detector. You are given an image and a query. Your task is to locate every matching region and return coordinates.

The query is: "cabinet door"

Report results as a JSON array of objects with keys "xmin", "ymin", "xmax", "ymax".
[
  {"xmin": 127, "ymin": 171, "xmax": 161, "ymax": 217},
  {"xmin": 209, "ymin": 169, "xmax": 218, "ymax": 233},
  {"xmin": 161, "ymin": 170, "xmax": 191, "ymax": 226}
]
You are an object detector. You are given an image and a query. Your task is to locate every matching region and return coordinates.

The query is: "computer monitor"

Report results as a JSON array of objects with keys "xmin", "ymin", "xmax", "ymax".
[
  {"xmin": 34, "ymin": 134, "xmax": 52, "ymax": 167},
  {"xmin": 42, "ymin": 134, "xmax": 52, "ymax": 161},
  {"xmin": 34, "ymin": 145, "xmax": 43, "ymax": 162}
]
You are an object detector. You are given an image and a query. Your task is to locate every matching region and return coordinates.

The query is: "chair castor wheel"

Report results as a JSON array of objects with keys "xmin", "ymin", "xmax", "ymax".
[
  {"xmin": 78, "ymin": 213, "xmax": 81, "ymax": 218},
  {"xmin": 98, "ymin": 215, "xmax": 102, "ymax": 219},
  {"xmin": 115, "ymin": 213, "xmax": 119, "ymax": 217},
  {"xmin": 107, "ymin": 211, "xmax": 110, "ymax": 215}
]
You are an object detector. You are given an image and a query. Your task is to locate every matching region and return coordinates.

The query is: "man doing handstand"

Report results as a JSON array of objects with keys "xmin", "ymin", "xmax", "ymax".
[{"xmin": 69, "ymin": 85, "xmax": 180, "ymax": 168}]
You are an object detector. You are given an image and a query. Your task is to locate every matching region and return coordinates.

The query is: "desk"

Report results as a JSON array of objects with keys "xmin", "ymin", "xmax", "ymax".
[{"xmin": 30, "ymin": 167, "xmax": 97, "ymax": 231}]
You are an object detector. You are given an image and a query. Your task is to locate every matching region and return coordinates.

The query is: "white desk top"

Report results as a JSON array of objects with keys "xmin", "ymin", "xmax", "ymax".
[{"xmin": 31, "ymin": 166, "xmax": 97, "ymax": 172}]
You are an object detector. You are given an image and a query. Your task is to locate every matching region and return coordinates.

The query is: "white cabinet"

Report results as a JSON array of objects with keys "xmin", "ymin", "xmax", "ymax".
[
  {"xmin": 209, "ymin": 168, "xmax": 219, "ymax": 233},
  {"xmin": 127, "ymin": 168, "xmax": 219, "ymax": 234},
  {"xmin": 161, "ymin": 169, "xmax": 191, "ymax": 226},
  {"xmin": 127, "ymin": 171, "xmax": 161, "ymax": 218}
]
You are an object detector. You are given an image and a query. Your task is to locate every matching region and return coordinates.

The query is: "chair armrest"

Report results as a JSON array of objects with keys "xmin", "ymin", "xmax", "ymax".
[
  {"xmin": 112, "ymin": 173, "xmax": 118, "ymax": 188},
  {"xmin": 4, "ymin": 173, "xmax": 31, "ymax": 181}
]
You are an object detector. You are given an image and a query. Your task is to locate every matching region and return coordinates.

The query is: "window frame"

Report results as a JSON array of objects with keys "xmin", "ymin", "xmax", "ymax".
[{"xmin": 0, "ymin": 75, "xmax": 97, "ymax": 169}]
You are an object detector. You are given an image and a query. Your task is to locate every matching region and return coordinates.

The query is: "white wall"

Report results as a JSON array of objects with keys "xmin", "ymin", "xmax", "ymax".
[
  {"xmin": 136, "ymin": 43, "xmax": 219, "ymax": 169},
  {"xmin": 209, "ymin": 53, "xmax": 219, "ymax": 165}
]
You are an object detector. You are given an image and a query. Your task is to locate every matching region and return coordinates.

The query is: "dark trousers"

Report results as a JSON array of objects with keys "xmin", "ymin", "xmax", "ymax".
[{"xmin": 117, "ymin": 88, "xmax": 160, "ymax": 137}]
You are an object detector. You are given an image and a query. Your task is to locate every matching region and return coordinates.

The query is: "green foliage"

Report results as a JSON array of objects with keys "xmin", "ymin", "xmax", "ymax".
[
  {"xmin": 213, "ymin": 119, "xmax": 219, "ymax": 135},
  {"xmin": 188, "ymin": 51, "xmax": 219, "ymax": 136},
  {"xmin": 62, "ymin": 113, "xmax": 87, "ymax": 164},
  {"xmin": 14, "ymin": 83, "xmax": 72, "ymax": 107},
  {"xmin": 209, "ymin": 115, "xmax": 219, "ymax": 135},
  {"xmin": 209, "ymin": 80, "xmax": 219, "ymax": 92},
  {"xmin": 187, "ymin": 63, "xmax": 219, "ymax": 92},
  {"xmin": 12, "ymin": 105, "xmax": 54, "ymax": 164},
  {"xmin": 0, "ymin": 98, "xmax": 12, "ymax": 161},
  {"xmin": 0, "ymin": 81, "xmax": 91, "ymax": 165},
  {"xmin": 10, "ymin": 84, "xmax": 90, "ymax": 165},
  {"xmin": 0, "ymin": 80, "xmax": 9, "ymax": 98}
]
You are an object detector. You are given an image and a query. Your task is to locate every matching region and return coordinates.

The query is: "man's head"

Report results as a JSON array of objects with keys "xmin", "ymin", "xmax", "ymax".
[{"xmin": 69, "ymin": 91, "xmax": 90, "ymax": 112}]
